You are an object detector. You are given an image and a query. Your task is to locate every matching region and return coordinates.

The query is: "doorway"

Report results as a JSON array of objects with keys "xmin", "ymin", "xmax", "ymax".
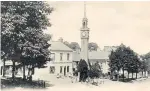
[{"xmin": 64, "ymin": 66, "xmax": 66, "ymax": 76}]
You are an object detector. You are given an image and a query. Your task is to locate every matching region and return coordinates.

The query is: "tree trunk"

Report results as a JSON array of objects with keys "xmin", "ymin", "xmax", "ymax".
[
  {"xmin": 23, "ymin": 64, "xmax": 26, "ymax": 80},
  {"xmin": 117, "ymin": 70, "xmax": 119, "ymax": 81},
  {"xmin": 136, "ymin": 72, "xmax": 137, "ymax": 79},
  {"xmin": 32, "ymin": 67, "xmax": 35, "ymax": 75},
  {"xmin": 123, "ymin": 68, "xmax": 124, "ymax": 81},
  {"xmin": 132, "ymin": 71, "xmax": 133, "ymax": 79},
  {"xmin": 79, "ymin": 72, "xmax": 82, "ymax": 82},
  {"xmin": 12, "ymin": 60, "xmax": 15, "ymax": 81},
  {"xmin": 27, "ymin": 66, "xmax": 33, "ymax": 81},
  {"xmin": 142, "ymin": 70, "xmax": 143, "ymax": 78},
  {"xmin": 128, "ymin": 71, "xmax": 129, "ymax": 79},
  {"xmin": 3, "ymin": 59, "xmax": 6, "ymax": 77}
]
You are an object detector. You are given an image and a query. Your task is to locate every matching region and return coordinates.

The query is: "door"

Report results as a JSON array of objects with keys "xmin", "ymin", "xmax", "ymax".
[
  {"xmin": 64, "ymin": 66, "xmax": 66, "ymax": 76},
  {"xmin": 1, "ymin": 66, "xmax": 3, "ymax": 75}
]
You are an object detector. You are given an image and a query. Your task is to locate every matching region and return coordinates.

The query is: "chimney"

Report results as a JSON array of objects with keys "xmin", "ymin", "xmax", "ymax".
[{"xmin": 58, "ymin": 37, "xmax": 63, "ymax": 42}]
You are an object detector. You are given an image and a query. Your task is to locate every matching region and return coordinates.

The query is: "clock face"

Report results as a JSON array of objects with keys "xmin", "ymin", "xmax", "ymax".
[{"xmin": 82, "ymin": 31, "xmax": 86, "ymax": 37}]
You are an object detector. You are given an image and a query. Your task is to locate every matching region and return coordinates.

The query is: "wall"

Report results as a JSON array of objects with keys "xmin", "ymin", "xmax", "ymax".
[
  {"xmin": 51, "ymin": 51, "xmax": 73, "ymax": 62},
  {"xmin": 48, "ymin": 50, "xmax": 73, "ymax": 76}
]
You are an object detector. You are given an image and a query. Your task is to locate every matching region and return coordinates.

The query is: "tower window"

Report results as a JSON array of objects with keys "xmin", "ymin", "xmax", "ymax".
[{"xmin": 83, "ymin": 21, "xmax": 86, "ymax": 27}]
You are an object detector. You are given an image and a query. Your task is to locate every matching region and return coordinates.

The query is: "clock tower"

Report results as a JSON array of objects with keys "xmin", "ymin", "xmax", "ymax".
[{"xmin": 80, "ymin": 2, "xmax": 89, "ymax": 67}]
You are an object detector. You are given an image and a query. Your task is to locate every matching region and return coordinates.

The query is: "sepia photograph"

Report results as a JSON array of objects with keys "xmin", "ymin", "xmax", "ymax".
[{"xmin": 1, "ymin": 0, "xmax": 150, "ymax": 91}]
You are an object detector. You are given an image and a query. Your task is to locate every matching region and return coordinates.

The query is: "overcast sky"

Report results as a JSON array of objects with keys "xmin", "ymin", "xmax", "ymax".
[{"xmin": 45, "ymin": 1, "xmax": 150, "ymax": 55}]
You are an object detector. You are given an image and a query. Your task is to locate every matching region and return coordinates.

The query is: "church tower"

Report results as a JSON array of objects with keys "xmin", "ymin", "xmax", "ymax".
[{"xmin": 80, "ymin": 2, "xmax": 90, "ymax": 66}]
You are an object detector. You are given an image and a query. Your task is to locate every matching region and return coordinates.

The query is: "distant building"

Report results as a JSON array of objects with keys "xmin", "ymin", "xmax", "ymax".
[
  {"xmin": 72, "ymin": 46, "xmax": 118, "ymax": 74},
  {"xmin": 1, "ymin": 60, "xmax": 24, "ymax": 77},
  {"xmin": 103, "ymin": 46, "xmax": 118, "ymax": 52}
]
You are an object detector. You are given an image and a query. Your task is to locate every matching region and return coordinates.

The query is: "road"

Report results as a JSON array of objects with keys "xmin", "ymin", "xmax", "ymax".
[{"xmin": 2, "ymin": 68, "xmax": 150, "ymax": 91}]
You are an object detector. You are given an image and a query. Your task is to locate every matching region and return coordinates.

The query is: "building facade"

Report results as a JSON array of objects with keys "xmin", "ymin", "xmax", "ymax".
[{"xmin": 47, "ymin": 40, "xmax": 74, "ymax": 76}]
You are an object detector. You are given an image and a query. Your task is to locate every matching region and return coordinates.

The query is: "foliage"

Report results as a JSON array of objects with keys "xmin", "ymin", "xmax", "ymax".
[
  {"xmin": 109, "ymin": 44, "xmax": 141, "ymax": 74},
  {"xmin": 89, "ymin": 62, "xmax": 102, "ymax": 78},
  {"xmin": 20, "ymin": 33, "xmax": 51, "ymax": 67},
  {"xmin": 77, "ymin": 59, "xmax": 88, "ymax": 82},
  {"xmin": 142, "ymin": 52, "xmax": 150, "ymax": 73},
  {"xmin": 88, "ymin": 42, "xmax": 99, "ymax": 51},
  {"xmin": 144, "ymin": 52, "xmax": 150, "ymax": 59},
  {"xmin": 1, "ymin": 1, "xmax": 53, "ymax": 79},
  {"xmin": 69, "ymin": 42, "xmax": 80, "ymax": 51},
  {"xmin": 140, "ymin": 60, "xmax": 148, "ymax": 72},
  {"xmin": 1, "ymin": 1, "xmax": 53, "ymax": 63},
  {"xmin": 64, "ymin": 41, "xmax": 99, "ymax": 51},
  {"xmin": 63, "ymin": 41, "xmax": 81, "ymax": 51},
  {"xmin": 77, "ymin": 59, "xmax": 88, "ymax": 72},
  {"xmin": 63, "ymin": 41, "xmax": 70, "ymax": 47}
]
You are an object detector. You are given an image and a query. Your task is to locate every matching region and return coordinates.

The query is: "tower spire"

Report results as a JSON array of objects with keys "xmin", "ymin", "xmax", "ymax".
[
  {"xmin": 84, "ymin": 1, "xmax": 86, "ymax": 18},
  {"xmin": 82, "ymin": 1, "xmax": 88, "ymax": 28}
]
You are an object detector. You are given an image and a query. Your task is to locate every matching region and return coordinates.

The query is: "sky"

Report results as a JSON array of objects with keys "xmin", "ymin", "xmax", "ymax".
[{"xmin": 45, "ymin": 1, "xmax": 150, "ymax": 55}]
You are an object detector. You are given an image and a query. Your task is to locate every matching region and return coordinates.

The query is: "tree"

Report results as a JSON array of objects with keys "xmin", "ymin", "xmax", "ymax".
[
  {"xmin": 1, "ymin": 52, "xmax": 8, "ymax": 77},
  {"xmin": 69, "ymin": 42, "xmax": 80, "ymax": 51},
  {"xmin": 109, "ymin": 44, "xmax": 140, "ymax": 81},
  {"xmin": 77, "ymin": 59, "xmax": 88, "ymax": 82},
  {"xmin": 140, "ymin": 61, "xmax": 147, "ymax": 77},
  {"xmin": 142, "ymin": 52, "xmax": 150, "ymax": 75},
  {"xmin": 88, "ymin": 42, "xmax": 99, "ymax": 51},
  {"xmin": 139, "ymin": 55, "xmax": 149, "ymax": 78},
  {"xmin": 144, "ymin": 52, "xmax": 150, "ymax": 59},
  {"xmin": 1, "ymin": 1, "xmax": 53, "ymax": 81},
  {"xmin": 89, "ymin": 61, "xmax": 102, "ymax": 79},
  {"xmin": 44, "ymin": 34, "xmax": 51, "ymax": 41},
  {"xmin": 63, "ymin": 41, "xmax": 70, "ymax": 47},
  {"xmin": 20, "ymin": 33, "xmax": 51, "ymax": 81}
]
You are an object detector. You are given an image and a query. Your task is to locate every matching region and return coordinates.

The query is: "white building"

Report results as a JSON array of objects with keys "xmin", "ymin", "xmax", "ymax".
[{"xmin": 47, "ymin": 39, "xmax": 74, "ymax": 76}]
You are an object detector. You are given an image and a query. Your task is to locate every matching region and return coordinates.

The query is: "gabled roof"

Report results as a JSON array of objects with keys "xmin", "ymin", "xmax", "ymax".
[{"xmin": 49, "ymin": 41, "xmax": 73, "ymax": 52}]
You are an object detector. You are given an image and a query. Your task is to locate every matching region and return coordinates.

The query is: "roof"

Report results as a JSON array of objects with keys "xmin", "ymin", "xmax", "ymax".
[
  {"xmin": 72, "ymin": 51, "xmax": 111, "ymax": 61},
  {"xmin": 89, "ymin": 51, "xmax": 110, "ymax": 60},
  {"xmin": 49, "ymin": 41, "xmax": 73, "ymax": 52}
]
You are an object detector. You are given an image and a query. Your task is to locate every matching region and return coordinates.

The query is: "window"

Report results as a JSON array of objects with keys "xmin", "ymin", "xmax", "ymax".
[
  {"xmin": 60, "ymin": 53, "xmax": 63, "ymax": 61},
  {"xmin": 50, "ymin": 66, "xmax": 55, "ymax": 74},
  {"xmin": 67, "ymin": 53, "xmax": 70, "ymax": 60},
  {"xmin": 60, "ymin": 66, "xmax": 62, "ymax": 73},
  {"xmin": 51, "ymin": 53, "xmax": 55, "ymax": 61},
  {"xmin": 67, "ymin": 66, "xmax": 69, "ymax": 72}
]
